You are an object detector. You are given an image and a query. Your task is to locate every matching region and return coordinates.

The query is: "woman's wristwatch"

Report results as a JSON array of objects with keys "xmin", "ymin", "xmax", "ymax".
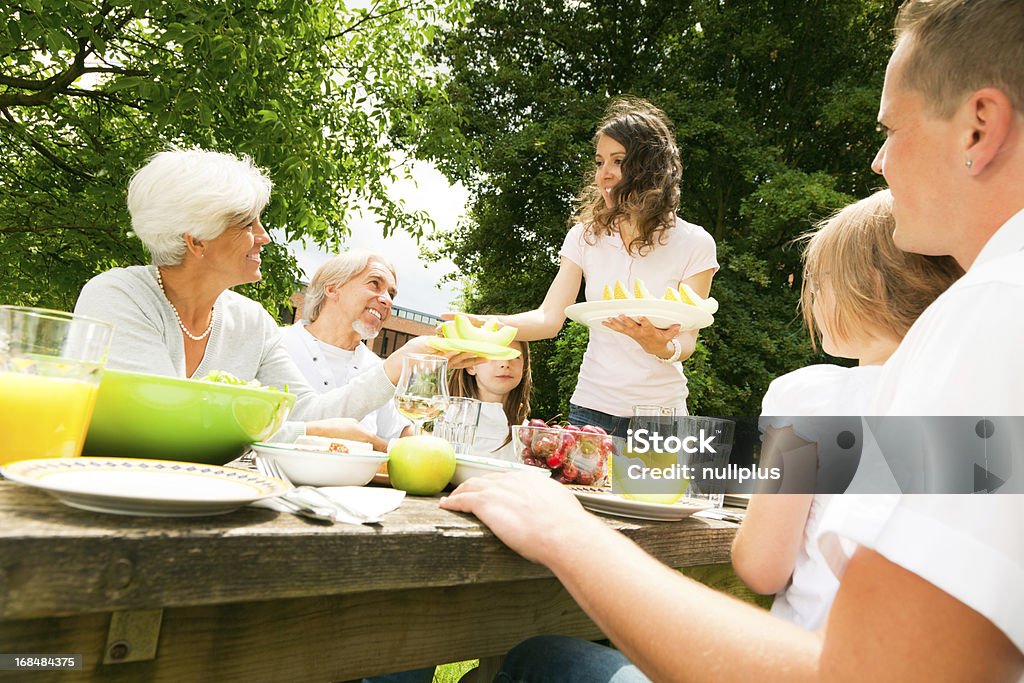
[{"xmin": 657, "ymin": 338, "xmax": 683, "ymax": 364}]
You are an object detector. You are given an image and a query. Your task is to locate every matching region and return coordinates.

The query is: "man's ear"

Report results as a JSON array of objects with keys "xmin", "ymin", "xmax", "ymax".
[
  {"xmin": 962, "ymin": 87, "xmax": 1014, "ymax": 175},
  {"xmin": 183, "ymin": 234, "xmax": 206, "ymax": 257},
  {"xmin": 324, "ymin": 283, "xmax": 338, "ymax": 298}
]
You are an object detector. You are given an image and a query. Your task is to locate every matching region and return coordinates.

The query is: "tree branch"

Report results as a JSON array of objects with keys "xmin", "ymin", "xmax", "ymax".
[
  {"xmin": 0, "ymin": 107, "xmax": 96, "ymax": 180},
  {"xmin": 328, "ymin": 1, "xmax": 413, "ymax": 40},
  {"xmin": 0, "ymin": 47, "xmax": 89, "ymax": 108},
  {"xmin": 63, "ymin": 87, "xmax": 147, "ymax": 109},
  {"xmin": 0, "ymin": 224, "xmax": 118, "ymax": 234}
]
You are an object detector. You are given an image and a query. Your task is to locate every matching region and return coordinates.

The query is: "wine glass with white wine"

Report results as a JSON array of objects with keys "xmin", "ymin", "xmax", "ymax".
[{"xmin": 394, "ymin": 354, "xmax": 450, "ymax": 435}]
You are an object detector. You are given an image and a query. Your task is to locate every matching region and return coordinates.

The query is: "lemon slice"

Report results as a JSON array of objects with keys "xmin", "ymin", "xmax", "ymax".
[
  {"xmin": 612, "ymin": 280, "xmax": 630, "ymax": 299},
  {"xmin": 621, "ymin": 491, "xmax": 685, "ymax": 505},
  {"xmin": 663, "ymin": 287, "xmax": 681, "ymax": 302},
  {"xmin": 602, "ymin": 284, "xmax": 613, "ymax": 301}
]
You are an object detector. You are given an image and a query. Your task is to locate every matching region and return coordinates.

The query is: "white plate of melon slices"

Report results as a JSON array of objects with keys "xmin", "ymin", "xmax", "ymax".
[
  {"xmin": 566, "ymin": 299, "xmax": 714, "ymax": 331},
  {"xmin": 426, "ymin": 314, "xmax": 522, "ymax": 360},
  {"xmin": 566, "ymin": 280, "xmax": 717, "ymax": 331}
]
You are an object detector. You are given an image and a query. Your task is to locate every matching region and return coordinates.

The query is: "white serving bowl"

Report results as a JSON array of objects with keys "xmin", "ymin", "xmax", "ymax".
[
  {"xmin": 251, "ymin": 442, "xmax": 388, "ymax": 487},
  {"xmin": 450, "ymin": 453, "xmax": 550, "ymax": 487}
]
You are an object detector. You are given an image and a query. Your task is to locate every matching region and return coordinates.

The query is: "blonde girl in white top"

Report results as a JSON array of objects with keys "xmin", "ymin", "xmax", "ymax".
[{"xmin": 731, "ymin": 189, "xmax": 963, "ymax": 629}]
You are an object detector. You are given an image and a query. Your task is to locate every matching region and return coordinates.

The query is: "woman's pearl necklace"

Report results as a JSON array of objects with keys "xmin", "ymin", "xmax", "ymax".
[{"xmin": 154, "ymin": 267, "xmax": 214, "ymax": 341}]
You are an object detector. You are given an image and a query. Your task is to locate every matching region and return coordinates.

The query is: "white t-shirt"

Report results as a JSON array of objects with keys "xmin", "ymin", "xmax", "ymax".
[
  {"xmin": 759, "ymin": 364, "xmax": 891, "ymax": 630},
  {"xmin": 559, "ymin": 217, "xmax": 718, "ymax": 416},
  {"xmin": 468, "ymin": 401, "xmax": 516, "ymax": 462},
  {"xmin": 824, "ymin": 208, "xmax": 1024, "ymax": 658},
  {"xmin": 279, "ymin": 322, "xmax": 411, "ymax": 441}
]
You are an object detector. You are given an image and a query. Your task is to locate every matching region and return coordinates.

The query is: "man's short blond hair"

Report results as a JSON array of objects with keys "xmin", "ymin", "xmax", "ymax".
[
  {"xmin": 896, "ymin": 0, "xmax": 1024, "ymax": 117},
  {"xmin": 303, "ymin": 250, "xmax": 397, "ymax": 322}
]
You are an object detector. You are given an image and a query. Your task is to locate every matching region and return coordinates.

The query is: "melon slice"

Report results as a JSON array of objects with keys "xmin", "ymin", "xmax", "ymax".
[
  {"xmin": 633, "ymin": 279, "xmax": 654, "ymax": 299},
  {"xmin": 677, "ymin": 284, "xmax": 699, "ymax": 306},
  {"xmin": 452, "ymin": 313, "xmax": 517, "ymax": 346}
]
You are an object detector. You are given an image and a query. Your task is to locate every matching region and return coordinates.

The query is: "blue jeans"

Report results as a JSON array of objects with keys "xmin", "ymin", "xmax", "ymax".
[
  {"xmin": 568, "ymin": 403, "xmax": 632, "ymax": 439},
  {"xmin": 495, "ymin": 635, "xmax": 650, "ymax": 683},
  {"xmin": 362, "ymin": 667, "xmax": 435, "ymax": 683}
]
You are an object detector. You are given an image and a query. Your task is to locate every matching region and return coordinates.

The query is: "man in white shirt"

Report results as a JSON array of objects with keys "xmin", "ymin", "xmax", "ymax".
[
  {"xmin": 438, "ymin": 1, "xmax": 1024, "ymax": 680},
  {"xmin": 281, "ymin": 251, "xmax": 413, "ymax": 452}
]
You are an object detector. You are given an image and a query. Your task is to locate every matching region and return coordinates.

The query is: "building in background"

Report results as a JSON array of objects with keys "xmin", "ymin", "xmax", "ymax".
[{"xmin": 287, "ymin": 290, "xmax": 440, "ymax": 359}]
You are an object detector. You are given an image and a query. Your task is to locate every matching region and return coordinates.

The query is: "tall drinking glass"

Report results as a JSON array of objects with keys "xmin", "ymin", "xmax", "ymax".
[
  {"xmin": 613, "ymin": 405, "xmax": 688, "ymax": 504},
  {"xmin": 393, "ymin": 354, "xmax": 450, "ymax": 435},
  {"xmin": 433, "ymin": 397, "xmax": 482, "ymax": 453},
  {"xmin": 0, "ymin": 306, "xmax": 113, "ymax": 465},
  {"xmin": 680, "ymin": 416, "xmax": 736, "ymax": 508}
]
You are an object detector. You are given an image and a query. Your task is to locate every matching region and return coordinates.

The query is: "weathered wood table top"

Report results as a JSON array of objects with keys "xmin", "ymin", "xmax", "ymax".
[{"xmin": 0, "ymin": 481, "xmax": 741, "ymax": 682}]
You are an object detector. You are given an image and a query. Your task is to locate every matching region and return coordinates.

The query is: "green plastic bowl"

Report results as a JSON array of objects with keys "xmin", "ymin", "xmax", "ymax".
[{"xmin": 83, "ymin": 369, "xmax": 297, "ymax": 465}]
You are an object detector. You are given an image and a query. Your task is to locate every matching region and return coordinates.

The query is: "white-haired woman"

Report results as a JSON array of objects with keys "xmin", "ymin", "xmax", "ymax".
[{"xmin": 75, "ymin": 148, "xmax": 476, "ymax": 442}]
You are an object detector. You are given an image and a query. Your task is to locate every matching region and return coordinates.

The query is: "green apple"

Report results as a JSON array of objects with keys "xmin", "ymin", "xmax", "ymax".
[{"xmin": 388, "ymin": 435, "xmax": 457, "ymax": 496}]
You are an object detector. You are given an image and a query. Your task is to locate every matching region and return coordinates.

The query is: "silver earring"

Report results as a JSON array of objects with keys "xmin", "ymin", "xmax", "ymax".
[{"xmin": 965, "ymin": 157, "xmax": 974, "ymax": 169}]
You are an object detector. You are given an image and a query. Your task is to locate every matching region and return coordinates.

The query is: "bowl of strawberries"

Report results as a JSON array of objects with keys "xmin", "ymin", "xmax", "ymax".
[{"xmin": 513, "ymin": 420, "xmax": 621, "ymax": 486}]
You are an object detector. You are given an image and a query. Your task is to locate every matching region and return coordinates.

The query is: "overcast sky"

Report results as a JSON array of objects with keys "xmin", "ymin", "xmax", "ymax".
[{"xmin": 282, "ymin": 161, "xmax": 469, "ymax": 316}]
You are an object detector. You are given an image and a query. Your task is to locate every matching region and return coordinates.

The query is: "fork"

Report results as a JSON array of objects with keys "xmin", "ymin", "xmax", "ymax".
[
  {"xmin": 254, "ymin": 456, "xmax": 382, "ymax": 524},
  {"xmin": 253, "ymin": 456, "xmax": 338, "ymax": 523}
]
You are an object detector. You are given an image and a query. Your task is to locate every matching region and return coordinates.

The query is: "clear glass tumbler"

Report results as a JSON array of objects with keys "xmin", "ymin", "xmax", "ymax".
[{"xmin": 0, "ymin": 306, "xmax": 112, "ymax": 464}]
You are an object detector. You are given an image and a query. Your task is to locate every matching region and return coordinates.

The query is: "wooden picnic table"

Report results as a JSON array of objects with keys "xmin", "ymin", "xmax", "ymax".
[{"xmin": 0, "ymin": 481, "xmax": 752, "ymax": 682}]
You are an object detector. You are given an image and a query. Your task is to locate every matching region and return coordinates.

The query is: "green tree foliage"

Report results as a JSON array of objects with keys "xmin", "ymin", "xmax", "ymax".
[
  {"xmin": 0, "ymin": 0, "xmax": 469, "ymax": 313},
  {"xmin": 422, "ymin": 0, "xmax": 899, "ymax": 417}
]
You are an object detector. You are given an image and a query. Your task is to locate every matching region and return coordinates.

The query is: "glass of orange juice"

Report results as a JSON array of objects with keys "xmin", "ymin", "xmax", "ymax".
[{"xmin": 0, "ymin": 306, "xmax": 112, "ymax": 465}]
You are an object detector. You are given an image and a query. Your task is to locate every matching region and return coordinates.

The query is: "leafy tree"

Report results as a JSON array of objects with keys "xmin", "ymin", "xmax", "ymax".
[
  {"xmin": 0, "ymin": 0, "xmax": 470, "ymax": 312},
  {"xmin": 421, "ymin": 0, "xmax": 898, "ymax": 417}
]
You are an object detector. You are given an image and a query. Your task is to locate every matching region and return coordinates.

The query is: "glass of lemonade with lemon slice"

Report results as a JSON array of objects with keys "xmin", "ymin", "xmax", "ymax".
[
  {"xmin": 0, "ymin": 306, "xmax": 112, "ymax": 465},
  {"xmin": 613, "ymin": 406, "xmax": 691, "ymax": 504}
]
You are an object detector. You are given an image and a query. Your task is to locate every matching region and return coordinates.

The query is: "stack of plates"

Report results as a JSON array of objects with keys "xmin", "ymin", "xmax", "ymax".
[{"xmin": 567, "ymin": 486, "xmax": 712, "ymax": 521}]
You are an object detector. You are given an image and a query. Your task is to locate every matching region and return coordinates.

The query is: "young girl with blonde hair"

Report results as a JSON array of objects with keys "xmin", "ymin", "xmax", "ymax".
[{"xmin": 731, "ymin": 189, "xmax": 963, "ymax": 629}]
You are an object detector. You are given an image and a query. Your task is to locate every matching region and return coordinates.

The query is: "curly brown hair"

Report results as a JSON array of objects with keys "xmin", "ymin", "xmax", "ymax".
[{"xmin": 574, "ymin": 97, "xmax": 682, "ymax": 255}]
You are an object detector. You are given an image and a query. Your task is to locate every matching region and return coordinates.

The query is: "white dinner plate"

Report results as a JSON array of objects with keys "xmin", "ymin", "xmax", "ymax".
[
  {"xmin": 568, "ymin": 485, "xmax": 712, "ymax": 521},
  {"xmin": 451, "ymin": 453, "xmax": 550, "ymax": 486},
  {"xmin": 565, "ymin": 299, "xmax": 714, "ymax": 331},
  {"xmin": 251, "ymin": 442, "xmax": 388, "ymax": 487},
  {"xmin": 0, "ymin": 457, "xmax": 289, "ymax": 517}
]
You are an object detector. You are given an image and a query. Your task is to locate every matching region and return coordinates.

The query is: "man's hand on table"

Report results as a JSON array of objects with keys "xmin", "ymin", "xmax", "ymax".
[{"xmin": 440, "ymin": 471, "xmax": 609, "ymax": 565}]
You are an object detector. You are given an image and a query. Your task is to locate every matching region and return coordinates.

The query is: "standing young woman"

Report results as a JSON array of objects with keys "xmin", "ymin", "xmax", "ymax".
[{"xmin": 456, "ymin": 98, "xmax": 718, "ymax": 436}]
